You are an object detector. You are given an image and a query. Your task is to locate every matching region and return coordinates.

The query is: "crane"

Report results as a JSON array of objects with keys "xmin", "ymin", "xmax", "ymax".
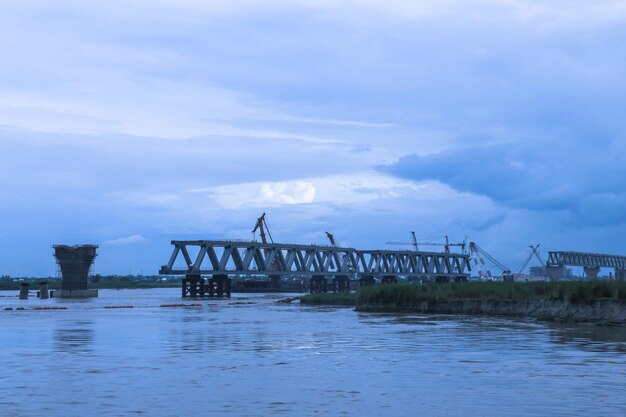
[
  {"xmin": 324, "ymin": 231, "xmax": 354, "ymax": 272},
  {"xmin": 251, "ymin": 212, "xmax": 274, "ymax": 244},
  {"xmin": 325, "ymin": 231, "xmax": 337, "ymax": 246},
  {"xmin": 516, "ymin": 244, "xmax": 546, "ymax": 275},
  {"xmin": 386, "ymin": 231, "xmax": 419, "ymax": 251},
  {"xmin": 469, "ymin": 241, "xmax": 511, "ymax": 281},
  {"xmin": 386, "ymin": 234, "xmax": 466, "ymax": 253}
]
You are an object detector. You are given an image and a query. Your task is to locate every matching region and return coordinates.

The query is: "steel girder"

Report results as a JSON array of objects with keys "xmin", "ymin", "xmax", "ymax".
[
  {"xmin": 547, "ymin": 251, "xmax": 626, "ymax": 269},
  {"xmin": 160, "ymin": 240, "xmax": 471, "ymax": 278}
]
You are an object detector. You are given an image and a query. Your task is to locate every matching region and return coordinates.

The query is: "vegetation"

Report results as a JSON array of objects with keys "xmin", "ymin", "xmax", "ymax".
[
  {"xmin": 0, "ymin": 275, "xmax": 180, "ymax": 291},
  {"xmin": 300, "ymin": 292, "xmax": 357, "ymax": 306},
  {"xmin": 356, "ymin": 281, "xmax": 626, "ymax": 306}
]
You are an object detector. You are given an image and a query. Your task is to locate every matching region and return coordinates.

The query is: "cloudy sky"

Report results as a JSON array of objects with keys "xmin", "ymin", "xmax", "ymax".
[{"xmin": 1, "ymin": 0, "xmax": 625, "ymax": 276}]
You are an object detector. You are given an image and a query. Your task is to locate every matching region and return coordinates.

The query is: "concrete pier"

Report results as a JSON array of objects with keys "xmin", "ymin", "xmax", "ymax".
[
  {"xmin": 19, "ymin": 283, "xmax": 29, "ymax": 300},
  {"xmin": 53, "ymin": 244, "xmax": 98, "ymax": 298},
  {"xmin": 38, "ymin": 281, "xmax": 49, "ymax": 299},
  {"xmin": 583, "ymin": 266, "xmax": 600, "ymax": 281},
  {"xmin": 546, "ymin": 265, "xmax": 565, "ymax": 282}
]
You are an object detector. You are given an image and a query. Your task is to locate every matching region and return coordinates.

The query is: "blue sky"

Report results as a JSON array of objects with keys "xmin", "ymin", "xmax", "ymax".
[{"xmin": 1, "ymin": 1, "xmax": 626, "ymax": 276}]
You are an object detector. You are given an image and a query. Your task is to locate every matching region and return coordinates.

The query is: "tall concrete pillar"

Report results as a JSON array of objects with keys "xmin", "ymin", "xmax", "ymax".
[
  {"xmin": 546, "ymin": 266, "xmax": 564, "ymax": 282},
  {"xmin": 19, "ymin": 283, "xmax": 29, "ymax": 300},
  {"xmin": 38, "ymin": 281, "xmax": 49, "ymax": 299},
  {"xmin": 53, "ymin": 244, "xmax": 98, "ymax": 298},
  {"xmin": 583, "ymin": 266, "xmax": 600, "ymax": 281},
  {"xmin": 615, "ymin": 269, "xmax": 626, "ymax": 281}
]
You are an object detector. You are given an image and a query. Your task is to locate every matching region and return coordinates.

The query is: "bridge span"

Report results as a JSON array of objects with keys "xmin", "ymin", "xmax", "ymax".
[
  {"xmin": 547, "ymin": 251, "xmax": 626, "ymax": 281},
  {"xmin": 160, "ymin": 240, "xmax": 471, "ymax": 297}
]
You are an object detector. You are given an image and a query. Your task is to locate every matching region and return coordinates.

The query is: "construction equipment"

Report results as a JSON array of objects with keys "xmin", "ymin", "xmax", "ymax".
[
  {"xmin": 386, "ymin": 234, "xmax": 466, "ymax": 253},
  {"xmin": 252, "ymin": 212, "xmax": 274, "ymax": 244},
  {"xmin": 251, "ymin": 212, "xmax": 280, "ymax": 286},
  {"xmin": 469, "ymin": 242, "xmax": 511, "ymax": 280},
  {"xmin": 386, "ymin": 232, "xmax": 419, "ymax": 251},
  {"xmin": 325, "ymin": 231, "xmax": 354, "ymax": 272},
  {"xmin": 516, "ymin": 244, "xmax": 545, "ymax": 275}
]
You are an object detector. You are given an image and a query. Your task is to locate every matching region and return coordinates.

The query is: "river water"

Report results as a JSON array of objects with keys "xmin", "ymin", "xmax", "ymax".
[{"xmin": 1, "ymin": 288, "xmax": 625, "ymax": 417}]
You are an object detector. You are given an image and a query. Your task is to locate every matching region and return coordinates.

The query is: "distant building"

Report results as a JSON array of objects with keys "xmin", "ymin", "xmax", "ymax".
[{"xmin": 529, "ymin": 266, "xmax": 573, "ymax": 278}]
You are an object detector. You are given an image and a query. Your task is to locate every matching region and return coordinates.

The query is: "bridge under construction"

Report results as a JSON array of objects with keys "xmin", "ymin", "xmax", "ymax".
[{"xmin": 160, "ymin": 240, "xmax": 472, "ymax": 297}]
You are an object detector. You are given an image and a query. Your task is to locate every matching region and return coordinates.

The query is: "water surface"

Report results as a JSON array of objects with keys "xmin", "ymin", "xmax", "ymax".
[{"xmin": 1, "ymin": 289, "xmax": 625, "ymax": 416}]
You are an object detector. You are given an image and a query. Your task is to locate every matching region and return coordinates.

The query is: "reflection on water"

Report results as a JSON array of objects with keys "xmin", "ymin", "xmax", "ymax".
[
  {"xmin": 54, "ymin": 320, "xmax": 95, "ymax": 353},
  {"xmin": 549, "ymin": 323, "xmax": 626, "ymax": 353},
  {"xmin": 0, "ymin": 289, "xmax": 625, "ymax": 417}
]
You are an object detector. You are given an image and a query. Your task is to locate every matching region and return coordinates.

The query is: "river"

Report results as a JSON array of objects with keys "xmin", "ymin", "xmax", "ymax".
[{"xmin": 1, "ymin": 288, "xmax": 625, "ymax": 416}]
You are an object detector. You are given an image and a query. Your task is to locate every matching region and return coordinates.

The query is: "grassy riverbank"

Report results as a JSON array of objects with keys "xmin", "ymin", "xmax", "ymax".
[
  {"xmin": 300, "ymin": 292, "xmax": 357, "ymax": 306},
  {"xmin": 300, "ymin": 280, "xmax": 626, "ymax": 307},
  {"xmin": 357, "ymin": 281, "xmax": 626, "ymax": 306}
]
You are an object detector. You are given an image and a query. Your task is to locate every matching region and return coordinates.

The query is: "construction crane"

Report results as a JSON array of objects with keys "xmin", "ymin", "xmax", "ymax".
[
  {"xmin": 386, "ymin": 232, "xmax": 419, "ymax": 251},
  {"xmin": 516, "ymin": 244, "xmax": 546, "ymax": 275},
  {"xmin": 324, "ymin": 231, "xmax": 354, "ymax": 272},
  {"xmin": 386, "ymin": 234, "xmax": 466, "ymax": 253},
  {"xmin": 469, "ymin": 241, "xmax": 511, "ymax": 280},
  {"xmin": 251, "ymin": 212, "xmax": 274, "ymax": 244},
  {"xmin": 325, "ymin": 231, "xmax": 337, "ymax": 246}
]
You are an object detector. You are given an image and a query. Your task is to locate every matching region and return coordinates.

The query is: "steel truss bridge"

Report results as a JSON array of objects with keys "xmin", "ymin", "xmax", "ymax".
[
  {"xmin": 160, "ymin": 240, "xmax": 471, "ymax": 280},
  {"xmin": 547, "ymin": 251, "xmax": 626, "ymax": 280}
]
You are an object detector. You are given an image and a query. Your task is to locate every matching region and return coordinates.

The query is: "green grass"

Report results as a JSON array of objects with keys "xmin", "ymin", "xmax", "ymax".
[
  {"xmin": 356, "ymin": 281, "xmax": 626, "ymax": 306},
  {"xmin": 300, "ymin": 292, "xmax": 357, "ymax": 306}
]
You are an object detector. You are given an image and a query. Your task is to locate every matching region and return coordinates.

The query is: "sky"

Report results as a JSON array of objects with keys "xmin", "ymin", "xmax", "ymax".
[{"xmin": 1, "ymin": 0, "xmax": 626, "ymax": 276}]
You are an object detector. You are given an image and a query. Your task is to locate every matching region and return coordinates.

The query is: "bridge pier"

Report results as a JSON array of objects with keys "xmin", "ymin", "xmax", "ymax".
[
  {"xmin": 310, "ymin": 275, "xmax": 327, "ymax": 294},
  {"xmin": 38, "ymin": 281, "xmax": 49, "ymax": 299},
  {"xmin": 332, "ymin": 275, "xmax": 350, "ymax": 293},
  {"xmin": 269, "ymin": 274, "xmax": 281, "ymax": 289},
  {"xmin": 583, "ymin": 266, "xmax": 600, "ymax": 281},
  {"xmin": 359, "ymin": 275, "xmax": 376, "ymax": 287},
  {"xmin": 182, "ymin": 274, "xmax": 204, "ymax": 298},
  {"xmin": 207, "ymin": 274, "xmax": 231, "ymax": 297},
  {"xmin": 381, "ymin": 275, "xmax": 398, "ymax": 285},
  {"xmin": 615, "ymin": 269, "xmax": 626, "ymax": 281},
  {"xmin": 546, "ymin": 266, "xmax": 564, "ymax": 281},
  {"xmin": 19, "ymin": 283, "xmax": 29, "ymax": 300}
]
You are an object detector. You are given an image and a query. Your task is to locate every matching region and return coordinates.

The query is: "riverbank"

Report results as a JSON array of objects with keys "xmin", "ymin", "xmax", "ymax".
[{"xmin": 301, "ymin": 281, "xmax": 626, "ymax": 323}]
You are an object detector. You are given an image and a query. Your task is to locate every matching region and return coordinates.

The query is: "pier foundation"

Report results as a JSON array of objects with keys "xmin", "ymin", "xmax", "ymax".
[
  {"xmin": 359, "ymin": 275, "xmax": 375, "ymax": 287},
  {"xmin": 583, "ymin": 266, "xmax": 600, "ymax": 281},
  {"xmin": 332, "ymin": 275, "xmax": 350, "ymax": 293},
  {"xmin": 310, "ymin": 275, "xmax": 327, "ymax": 294},
  {"xmin": 546, "ymin": 266, "xmax": 565, "ymax": 282},
  {"xmin": 381, "ymin": 275, "xmax": 398, "ymax": 285}
]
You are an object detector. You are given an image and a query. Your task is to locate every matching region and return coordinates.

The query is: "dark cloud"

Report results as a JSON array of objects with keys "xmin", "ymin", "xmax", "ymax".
[{"xmin": 381, "ymin": 138, "xmax": 626, "ymax": 226}]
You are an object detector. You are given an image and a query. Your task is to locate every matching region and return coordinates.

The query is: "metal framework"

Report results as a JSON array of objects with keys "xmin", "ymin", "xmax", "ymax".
[
  {"xmin": 160, "ymin": 240, "xmax": 471, "ymax": 279},
  {"xmin": 547, "ymin": 251, "xmax": 626, "ymax": 269}
]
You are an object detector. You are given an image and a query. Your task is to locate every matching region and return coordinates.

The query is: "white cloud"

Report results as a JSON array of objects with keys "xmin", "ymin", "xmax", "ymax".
[{"xmin": 103, "ymin": 234, "xmax": 148, "ymax": 246}]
